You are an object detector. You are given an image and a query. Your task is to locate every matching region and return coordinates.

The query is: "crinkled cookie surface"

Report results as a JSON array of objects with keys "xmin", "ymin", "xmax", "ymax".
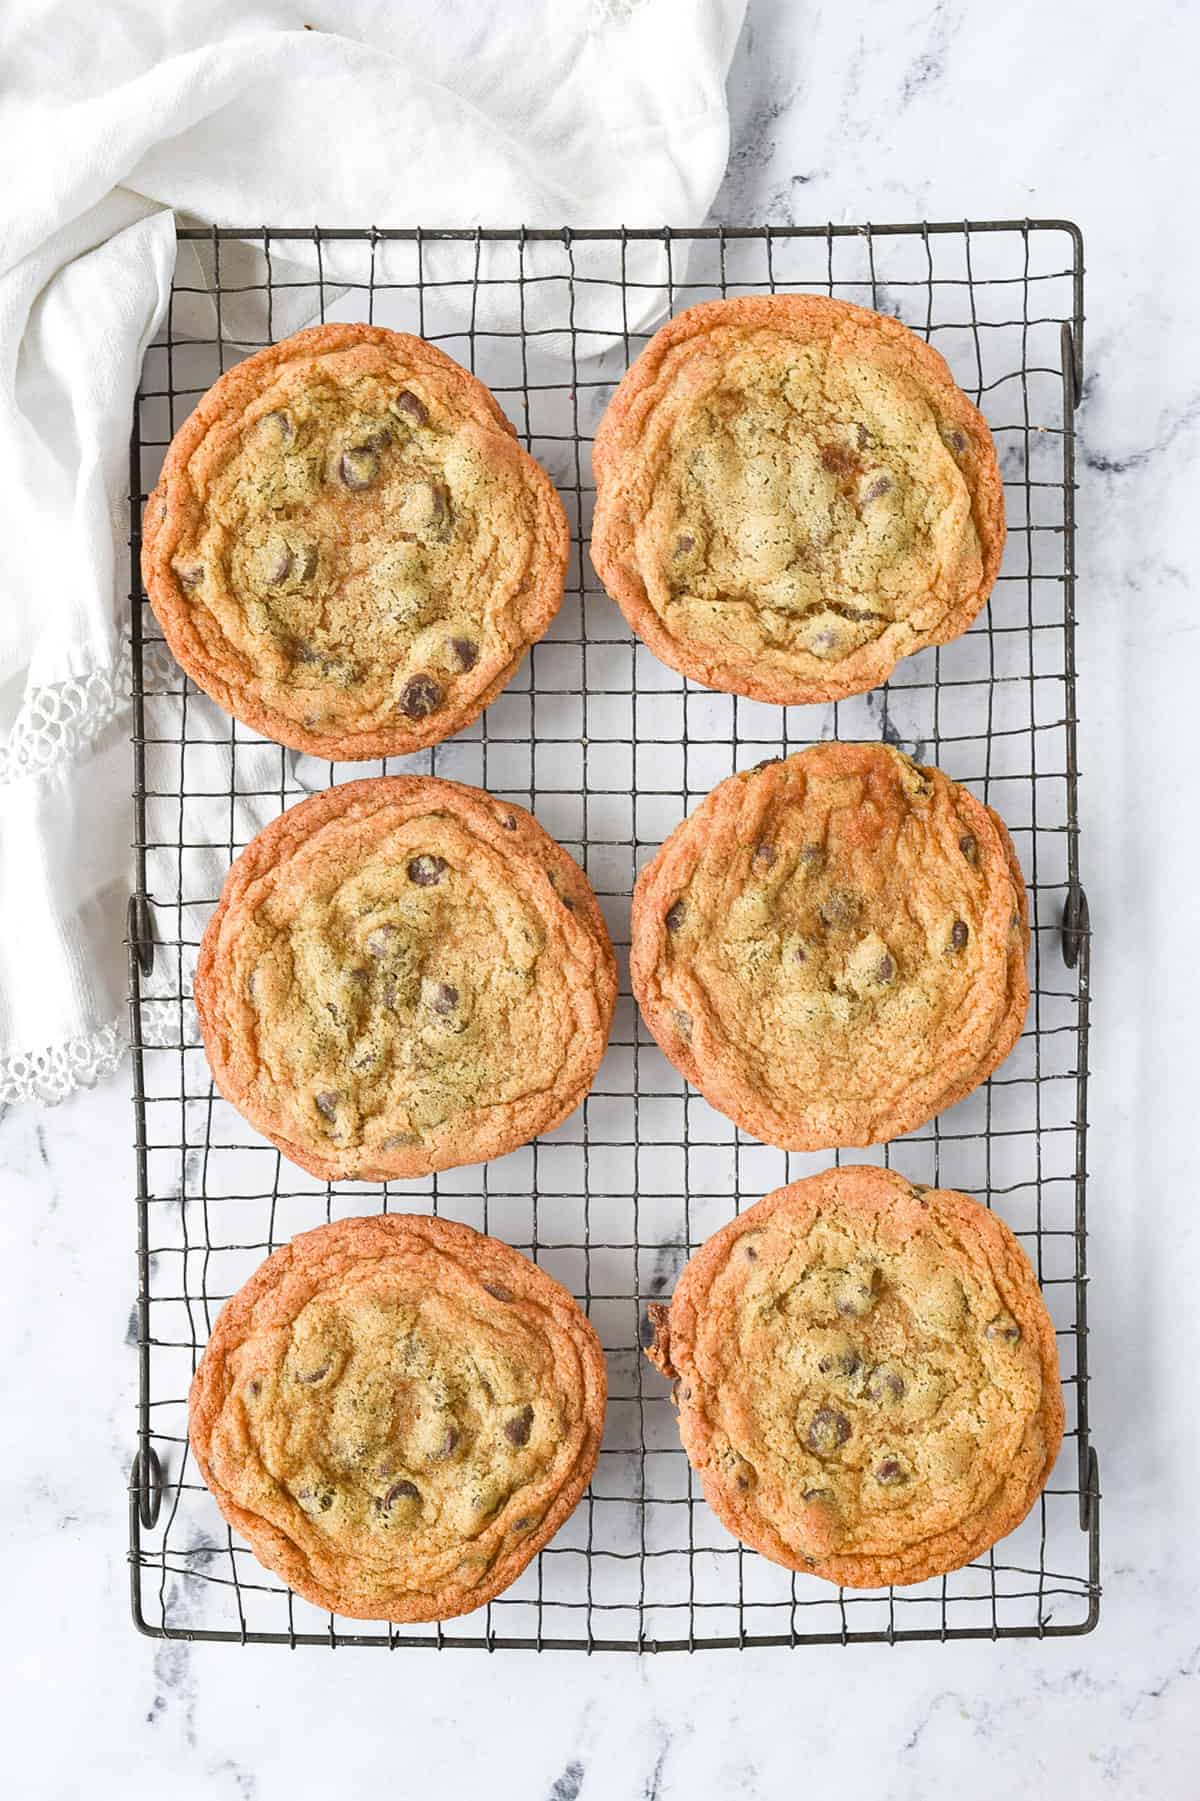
[
  {"xmin": 190, "ymin": 1214, "xmax": 607, "ymax": 1622},
  {"xmin": 630, "ymin": 742, "xmax": 1028, "ymax": 1150},
  {"xmin": 591, "ymin": 294, "xmax": 1004, "ymax": 703},
  {"xmin": 645, "ymin": 1165, "xmax": 1063, "ymax": 1588},
  {"xmin": 195, "ymin": 776, "xmax": 616, "ymax": 1181},
  {"xmin": 144, "ymin": 324, "xmax": 568, "ymax": 756}
]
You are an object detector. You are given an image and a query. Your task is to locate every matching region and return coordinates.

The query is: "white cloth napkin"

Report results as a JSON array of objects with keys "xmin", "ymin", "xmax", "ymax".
[{"xmin": 0, "ymin": 0, "xmax": 745, "ymax": 1105}]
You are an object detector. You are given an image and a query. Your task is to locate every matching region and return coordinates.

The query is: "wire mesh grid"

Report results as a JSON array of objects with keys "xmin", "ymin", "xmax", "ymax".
[{"xmin": 127, "ymin": 221, "xmax": 1098, "ymax": 1650}]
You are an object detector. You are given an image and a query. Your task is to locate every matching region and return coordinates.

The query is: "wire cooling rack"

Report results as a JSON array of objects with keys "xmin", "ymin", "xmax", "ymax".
[{"xmin": 126, "ymin": 221, "xmax": 1098, "ymax": 1649}]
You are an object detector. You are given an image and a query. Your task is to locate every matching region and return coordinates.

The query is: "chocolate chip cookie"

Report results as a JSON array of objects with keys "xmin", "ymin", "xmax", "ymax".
[
  {"xmin": 143, "ymin": 323, "xmax": 568, "ymax": 757},
  {"xmin": 590, "ymin": 295, "xmax": 1004, "ymax": 703},
  {"xmin": 630, "ymin": 743, "xmax": 1028, "ymax": 1149},
  {"xmin": 190, "ymin": 1213, "xmax": 607, "ymax": 1622},
  {"xmin": 645, "ymin": 1165, "xmax": 1063, "ymax": 1588},
  {"xmin": 195, "ymin": 776, "xmax": 617, "ymax": 1181}
]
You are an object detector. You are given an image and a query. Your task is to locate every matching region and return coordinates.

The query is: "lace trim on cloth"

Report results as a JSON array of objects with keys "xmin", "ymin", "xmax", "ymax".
[
  {"xmin": 1, "ymin": 638, "xmax": 136, "ymax": 1104},
  {"xmin": 0, "ymin": 1017, "xmax": 126, "ymax": 1106},
  {"xmin": 0, "ymin": 639, "xmax": 132, "ymax": 786}
]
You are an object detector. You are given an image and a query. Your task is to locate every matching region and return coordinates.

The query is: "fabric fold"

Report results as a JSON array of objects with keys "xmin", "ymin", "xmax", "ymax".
[{"xmin": 0, "ymin": 0, "xmax": 746, "ymax": 1106}]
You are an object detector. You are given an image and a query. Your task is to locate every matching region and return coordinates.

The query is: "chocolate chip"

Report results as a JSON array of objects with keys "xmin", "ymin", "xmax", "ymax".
[
  {"xmin": 946, "ymin": 429, "xmax": 967, "ymax": 454},
  {"xmin": 407, "ymin": 854, "xmax": 447, "ymax": 886},
  {"xmin": 504, "ymin": 1405, "xmax": 534, "ymax": 1447},
  {"xmin": 430, "ymin": 483, "xmax": 450, "ymax": 525},
  {"xmin": 856, "ymin": 424, "xmax": 870, "ymax": 450},
  {"xmin": 793, "ymin": 943, "xmax": 808, "ymax": 963},
  {"xmin": 379, "ymin": 1479, "xmax": 421, "ymax": 1509},
  {"xmin": 665, "ymin": 901, "xmax": 686, "ymax": 933},
  {"xmin": 296, "ymin": 1361, "xmax": 330, "ymax": 1385},
  {"xmin": 402, "ymin": 479, "xmax": 452, "ymax": 536},
  {"xmin": 350, "ymin": 967, "xmax": 371, "ymax": 988},
  {"xmin": 959, "ymin": 833, "xmax": 979, "ymax": 863},
  {"xmin": 835, "ymin": 1271, "xmax": 877, "ymax": 1318},
  {"xmin": 752, "ymin": 843, "xmax": 776, "ymax": 872},
  {"xmin": 817, "ymin": 1350, "xmax": 862, "ymax": 1380},
  {"xmin": 819, "ymin": 889, "xmax": 859, "ymax": 929},
  {"xmin": 821, "ymin": 444, "xmax": 860, "ymax": 477},
  {"xmin": 806, "ymin": 1407, "xmax": 851, "ymax": 1457},
  {"xmin": 799, "ymin": 844, "xmax": 825, "ymax": 869},
  {"xmin": 949, "ymin": 919, "xmax": 969, "ymax": 952},
  {"xmin": 734, "ymin": 1470, "xmax": 751, "ymax": 1491},
  {"xmin": 866, "ymin": 1365, "xmax": 906, "ymax": 1403},
  {"xmin": 247, "ymin": 1380, "xmax": 261, "ymax": 1399},
  {"xmin": 674, "ymin": 532, "xmax": 695, "ymax": 556},
  {"xmin": 754, "ymin": 755, "xmax": 784, "ymax": 771},
  {"xmin": 366, "ymin": 926, "xmax": 398, "ymax": 958},
  {"xmin": 340, "ymin": 445, "xmax": 379, "ymax": 489},
  {"xmin": 802, "ymin": 1486, "xmax": 833, "ymax": 1502},
  {"xmin": 673, "ymin": 1009, "xmax": 692, "ymax": 1041},
  {"xmin": 513, "ymin": 1515, "xmax": 534, "ymax": 1532},
  {"xmin": 261, "ymin": 409, "xmax": 294, "ymax": 445},
  {"xmin": 400, "ymin": 672, "xmax": 443, "ymax": 718},
  {"xmin": 391, "ymin": 389, "xmax": 428, "ymax": 427},
  {"xmin": 745, "ymin": 1244, "xmax": 758, "ymax": 1262},
  {"xmin": 297, "ymin": 1484, "xmax": 335, "ymax": 1512},
  {"xmin": 861, "ymin": 474, "xmax": 892, "ymax": 503},
  {"xmin": 380, "ymin": 1132, "xmax": 418, "ymax": 1151},
  {"xmin": 431, "ymin": 982, "xmax": 459, "ymax": 1015},
  {"xmin": 874, "ymin": 1457, "xmax": 908, "ymax": 1486},
  {"xmin": 984, "ymin": 1311, "xmax": 1022, "ymax": 1343},
  {"xmin": 501, "ymin": 815, "xmax": 518, "ymax": 832},
  {"xmin": 433, "ymin": 1427, "xmax": 459, "ymax": 1460},
  {"xmin": 314, "ymin": 1090, "xmax": 339, "ymax": 1121},
  {"xmin": 266, "ymin": 544, "xmax": 293, "ymax": 585},
  {"xmin": 176, "ymin": 565, "xmax": 204, "ymax": 590},
  {"xmin": 876, "ymin": 954, "xmax": 895, "ymax": 983},
  {"xmin": 483, "ymin": 1283, "xmax": 513, "ymax": 1303},
  {"xmin": 449, "ymin": 636, "xmax": 479, "ymax": 672},
  {"xmin": 468, "ymin": 1486, "xmax": 503, "ymax": 1521}
]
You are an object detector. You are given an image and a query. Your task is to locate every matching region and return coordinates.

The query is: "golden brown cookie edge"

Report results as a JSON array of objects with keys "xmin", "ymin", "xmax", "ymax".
[
  {"xmin": 194, "ymin": 775, "xmax": 617, "ymax": 1182},
  {"xmin": 590, "ymin": 293, "xmax": 1006, "ymax": 705},
  {"xmin": 647, "ymin": 1165, "xmax": 1064, "ymax": 1589},
  {"xmin": 188, "ymin": 1213, "xmax": 609, "ymax": 1623},
  {"xmin": 629, "ymin": 744, "xmax": 1029, "ymax": 1151},
  {"xmin": 142, "ymin": 323, "xmax": 570, "ymax": 759}
]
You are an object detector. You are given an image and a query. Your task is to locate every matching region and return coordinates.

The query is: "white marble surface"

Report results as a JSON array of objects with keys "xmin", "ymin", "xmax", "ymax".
[{"xmin": 3, "ymin": 0, "xmax": 1199, "ymax": 1793}]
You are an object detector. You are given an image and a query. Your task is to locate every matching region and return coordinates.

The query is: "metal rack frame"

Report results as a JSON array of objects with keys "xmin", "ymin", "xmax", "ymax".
[{"xmin": 127, "ymin": 221, "xmax": 1098, "ymax": 1649}]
